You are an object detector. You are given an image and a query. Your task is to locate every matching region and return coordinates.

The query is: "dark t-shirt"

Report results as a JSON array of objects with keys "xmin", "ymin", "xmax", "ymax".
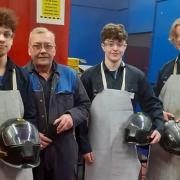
[{"xmin": 0, "ymin": 75, "xmax": 3, "ymax": 87}]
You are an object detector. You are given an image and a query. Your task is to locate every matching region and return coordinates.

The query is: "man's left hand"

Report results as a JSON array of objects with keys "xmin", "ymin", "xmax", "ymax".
[
  {"xmin": 150, "ymin": 130, "xmax": 161, "ymax": 144},
  {"xmin": 54, "ymin": 114, "xmax": 73, "ymax": 134}
]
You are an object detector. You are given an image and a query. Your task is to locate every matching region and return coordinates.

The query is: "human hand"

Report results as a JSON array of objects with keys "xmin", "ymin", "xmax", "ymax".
[
  {"xmin": 39, "ymin": 132, "xmax": 52, "ymax": 150},
  {"xmin": 150, "ymin": 130, "xmax": 161, "ymax": 144},
  {"xmin": 174, "ymin": 117, "xmax": 180, "ymax": 122},
  {"xmin": 53, "ymin": 114, "xmax": 73, "ymax": 134},
  {"xmin": 83, "ymin": 152, "xmax": 94, "ymax": 165},
  {"xmin": 163, "ymin": 111, "xmax": 175, "ymax": 121},
  {"xmin": 174, "ymin": 118, "xmax": 180, "ymax": 122}
]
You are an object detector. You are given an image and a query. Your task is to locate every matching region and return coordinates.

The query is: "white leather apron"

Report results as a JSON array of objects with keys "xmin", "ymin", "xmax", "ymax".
[
  {"xmin": 147, "ymin": 57, "xmax": 180, "ymax": 180},
  {"xmin": 0, "ymin": 69, "xmax": 33, "ymax": 180},
  {"xmin": 85, "ymin": 63, "xmax": 140, "ymax": 180}
]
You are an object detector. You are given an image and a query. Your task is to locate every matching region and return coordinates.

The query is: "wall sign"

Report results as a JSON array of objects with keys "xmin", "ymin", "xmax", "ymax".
[{"xmin": 37, "ymin": 0, "xmax": 65, "ymax": 25}]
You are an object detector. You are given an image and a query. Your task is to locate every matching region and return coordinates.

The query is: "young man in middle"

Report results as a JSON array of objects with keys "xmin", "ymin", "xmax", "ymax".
[{"xmin": 80, "ymin": 23, "xmax": 164, "ymax": 180}]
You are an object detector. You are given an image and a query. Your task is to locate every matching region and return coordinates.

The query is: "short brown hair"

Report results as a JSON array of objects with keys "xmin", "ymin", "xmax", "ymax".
[
  {"xmin": 0, "ymin": 7, "xmax": 18, "ymax": 32},
  {"xmin": 169, "ymin": 18, "xmax": 180, "ymax": 43},
  {"xmin": 101, "ymin": 23, "xmax": 128, "ymax": 43},
  {"xmin": 28, "ymin": 27, "xmax": 55, "ymax": 46}
]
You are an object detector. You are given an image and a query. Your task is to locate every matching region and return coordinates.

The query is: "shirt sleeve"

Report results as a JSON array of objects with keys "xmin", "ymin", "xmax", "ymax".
[
  {"xmin": 81, "ymin": 71, "xmax": 94, "ymax": 101},
  {"xmin": 75, "ymin": 120, "xmax": 92, "ymax": 154},
  {"xmin": 20, "ymin": 70, "xmax": 37, "ymax": 127},
  {"xmin": 137, "ymin": 73, "xmax": 164, "ymax": 134},
  {"xmin": 66, "ymin": 76, "xmax": 91, "ymax": 127}
]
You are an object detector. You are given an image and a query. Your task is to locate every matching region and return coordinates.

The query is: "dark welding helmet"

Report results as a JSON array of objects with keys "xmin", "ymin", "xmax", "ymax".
[
  {"xmin": 124, "ymin": 112, "xmax": 153, "ymax": 145},
  {"xmin": 0, "ymin": 118, "xmax": 40, "ymax": 168},
  {"xmin": 160, "ymin": 120, "xmax": 180, "ymax": 155}
]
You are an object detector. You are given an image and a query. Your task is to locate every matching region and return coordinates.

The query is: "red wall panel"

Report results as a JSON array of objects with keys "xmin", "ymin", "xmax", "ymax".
[{"xmin": 0, "ymin": 0, "xmax": 70, "ymax": 66}]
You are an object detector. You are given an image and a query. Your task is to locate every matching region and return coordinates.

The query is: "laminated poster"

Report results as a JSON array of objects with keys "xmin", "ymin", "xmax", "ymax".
[{"xmin": 37, "ymin": 0, "xmax": 65, "ymax": 25}]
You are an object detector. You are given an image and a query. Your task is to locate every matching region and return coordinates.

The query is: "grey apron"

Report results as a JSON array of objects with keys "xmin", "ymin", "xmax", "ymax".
[
  {"xmin": 85, "ymin": 63, "xmax": 140, "ymax": 180},
  {"xmin": 147, "ymin": 56, "xmax": 180, "ymax": 180},
  {"xmin": 0, "ymin": 69, "xmax": 33, "ymax": 180}
]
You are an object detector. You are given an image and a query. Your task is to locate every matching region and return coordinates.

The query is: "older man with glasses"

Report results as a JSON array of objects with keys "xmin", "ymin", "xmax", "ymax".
[{"xmin": 25, "ymin": 27, "xmax": 91, "ymax": 180}]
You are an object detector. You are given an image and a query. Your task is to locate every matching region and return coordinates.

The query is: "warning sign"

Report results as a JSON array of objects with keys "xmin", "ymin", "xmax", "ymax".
[{"xmin": 37, "ymin": 0, "xmax": 65, "ymax": 25}]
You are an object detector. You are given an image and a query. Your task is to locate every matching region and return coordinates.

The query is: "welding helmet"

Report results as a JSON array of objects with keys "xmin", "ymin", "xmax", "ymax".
[
  {"xmin": 0, "ymin": 118, "xmax": 40, "ymax": 168},
  {"xmin": 124, "ymin": 112, "xmax": 153, "ymax": 145},
  {"xmin": 160, "ymin": 120, "xmax": 180, "ymax": 155}
]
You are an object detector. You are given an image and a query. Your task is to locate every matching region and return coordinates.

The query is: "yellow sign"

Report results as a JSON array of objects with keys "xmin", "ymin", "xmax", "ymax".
[
  {"xmin": 42, "ymin": 0, "xmax": 60, "ymax": 19},
  {"xmin": 37, "ymin": 0, "xmax": 65, "ymax": 25}
]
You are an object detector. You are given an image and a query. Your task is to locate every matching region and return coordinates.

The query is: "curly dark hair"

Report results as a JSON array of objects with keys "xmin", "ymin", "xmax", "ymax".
[
  {"xmin": 0, "ymin": 7, "xmax": 18, "ymax": 32},
  {"xmin": 101, "ymin": 23, "xmax": 128, "ymax": 43}
]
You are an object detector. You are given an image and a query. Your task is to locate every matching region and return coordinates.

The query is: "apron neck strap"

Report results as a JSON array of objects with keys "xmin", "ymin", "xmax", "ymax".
[
  {"xmin": 173, "ymin": 56, "xmax": 179, "ymax": 75},
  {"xmin": 101, "ymin": 62, "xmax": 107, "ymax": 89},
  {"xmin": 12, "ymin": 68, "xmax": 17, "ymax": 90},
  {"xmin": 101, "ymin": 61, "xmax": 126, "ymax": 90}
]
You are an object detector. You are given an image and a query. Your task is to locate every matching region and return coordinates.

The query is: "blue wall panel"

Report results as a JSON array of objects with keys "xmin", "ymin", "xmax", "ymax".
[
  {"xmin": 148, "ymin": 0, "xmax": 180, "ymax": 83},
  {"xmin": 68, "ymin": 5, "xmax": 128, "ymax": 65},
  {"xmin": 128, "ymin": 0, "xmax": 156, "ymax": 33},
  {"xmin": 72, "ymin": 0, "xmax": 128, "ymax": 10},
  {"xmin": 69, "ymin": 0, "xmax": 180, "ymax": 70}
]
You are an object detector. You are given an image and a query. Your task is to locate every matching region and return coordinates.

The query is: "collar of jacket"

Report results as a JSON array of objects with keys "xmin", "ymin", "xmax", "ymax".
[
  {"xmin": 25, "ymin": 60, "xmax": 59, "ymax": 75},
  {"xmin": 102, "ymin": 60, "xmax": 126, "ymax": 72},
  {"xmin": 6, "ymin": 57, "xmax": 16, "ymax": 72}
]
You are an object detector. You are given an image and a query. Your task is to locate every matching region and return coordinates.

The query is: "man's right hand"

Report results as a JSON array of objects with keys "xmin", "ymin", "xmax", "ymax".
[
  {"xmin": 83, "ymin": 152, "xmax": 94, "ymax": 165},
  {"xmin": 39, "ymin": 132, "xmax": 52, "ymax": 150},
  {"xmin": 163, "ymin": 111, "xmax": 175, "ymax": 121}
]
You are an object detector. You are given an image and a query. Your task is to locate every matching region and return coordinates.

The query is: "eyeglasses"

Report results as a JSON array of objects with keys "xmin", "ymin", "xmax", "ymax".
[
  {"xmin": 103, "ymin": 40, "xmax": 127, "ymax": 49},
  {"xmin": 0, "ymin": 31, "xmax": 13, "ymax": 39},
  {"xmin": 31, "ymin": 43, "xmax": 55, "ymax": 51}
]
